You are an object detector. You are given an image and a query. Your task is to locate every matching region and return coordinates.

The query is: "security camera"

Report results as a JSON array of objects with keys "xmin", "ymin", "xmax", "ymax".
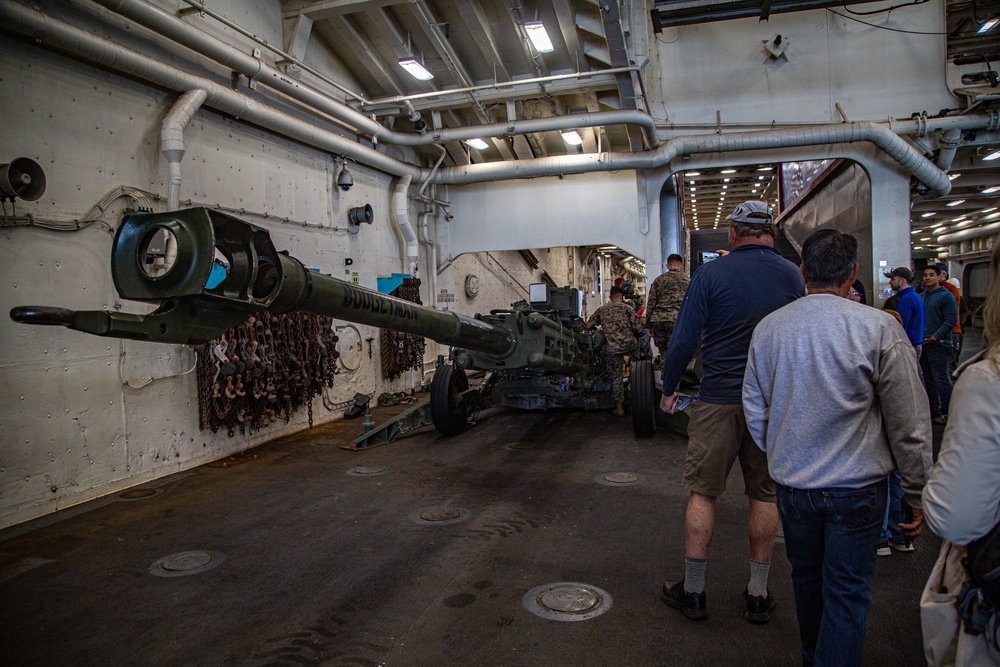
[{"xmin": 337, "ymin": 166, "xmax": 353, "ymax": 191}]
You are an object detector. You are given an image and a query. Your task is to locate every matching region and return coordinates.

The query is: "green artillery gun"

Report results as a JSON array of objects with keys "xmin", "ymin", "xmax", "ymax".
[{"xmin": 9, "ymin": 207, "xmax": 659, "ymax": 438}]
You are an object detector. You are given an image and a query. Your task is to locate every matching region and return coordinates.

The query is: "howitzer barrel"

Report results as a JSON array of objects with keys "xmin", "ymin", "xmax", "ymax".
[{"xmin": 9, "ymin": 207, "xmax": 515, "ymax": 353}]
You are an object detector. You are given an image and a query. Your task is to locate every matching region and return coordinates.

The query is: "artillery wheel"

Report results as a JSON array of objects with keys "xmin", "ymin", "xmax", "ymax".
[
  {"xmin": 431, "ymin": 365, "xmax": 470, "ymax": 436},
  {"xmin": 630, "ymin": 359, "xmax": 656, "ymax": 438}
]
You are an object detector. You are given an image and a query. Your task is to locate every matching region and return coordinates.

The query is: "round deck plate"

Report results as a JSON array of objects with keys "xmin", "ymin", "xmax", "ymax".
[{"xmin": 522, "ymin": 582, "xmax": 613, "ymax": 621}]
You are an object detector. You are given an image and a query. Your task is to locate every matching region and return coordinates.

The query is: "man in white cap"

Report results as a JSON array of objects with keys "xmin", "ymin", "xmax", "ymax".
[{"xmin": 658, "ymin": 200, "xmax": 804, "ymax": 624}]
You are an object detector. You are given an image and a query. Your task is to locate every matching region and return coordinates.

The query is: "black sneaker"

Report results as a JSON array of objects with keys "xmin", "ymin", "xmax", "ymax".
[
  {"xmin": 743, "ymin": 588, "xmax": 775, "ymax": 624},
  {"xmin": 661, "ymin": 580, "xmax": 708, "ymax": 620}
]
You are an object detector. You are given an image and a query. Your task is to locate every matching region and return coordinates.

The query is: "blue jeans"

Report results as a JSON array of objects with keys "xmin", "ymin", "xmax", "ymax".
[
  {"xmin": 879, "ymin": 470, "xmax": 905, "ymax": 545},
  {"xmin": 919, "ymin": 343, "xmax": 953, "ymax": 419},
  {"xmin": 776, "ymin": 480, "xmax": 888, "ymax": 667}
]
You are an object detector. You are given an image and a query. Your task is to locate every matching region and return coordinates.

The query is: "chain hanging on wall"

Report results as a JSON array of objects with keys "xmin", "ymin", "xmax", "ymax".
[
  {"xmin": 380, "ymin": 277, "xmax": 426, "ymax": 380},
  {"xmin": 195, "ymin": 311, "xmax": 339, "ymax": 436}
]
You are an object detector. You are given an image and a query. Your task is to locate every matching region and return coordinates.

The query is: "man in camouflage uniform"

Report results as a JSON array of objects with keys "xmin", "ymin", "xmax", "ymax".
[
  {"xmin": 587, "ymin": 286, "xmax": 644, "ymax": 416},
  {"xmin": 646, "ymin": 253, "xmax": 690, "ymax": 365}
]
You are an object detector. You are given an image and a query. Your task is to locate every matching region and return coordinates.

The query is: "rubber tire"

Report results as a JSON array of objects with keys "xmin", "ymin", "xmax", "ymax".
[
  {"xmin": 431, "ymin": 365, "xmax": 470, "ymax": 436},
  {"xmin": 630, "ymin": 359, "xmax": 656, "ymax": 438}
]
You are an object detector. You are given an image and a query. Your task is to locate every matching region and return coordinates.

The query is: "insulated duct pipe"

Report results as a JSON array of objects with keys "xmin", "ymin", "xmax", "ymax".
[
  {"xmin": 161, "ymin": 88, "xmax": 207, "ymax": 211},
  {"xmin": 84, "ymin": 0, "xmax": 658, "ymax": 149},
  {"xmin": 429, "ymin": 117, "xmax": 999, "ymax": 196},
  {"xmin": 392, "ymin": 175, "xmax": 419, "ymax": 275},
  {"xmin": 1, "ymin": 1, "xmax": 419, "ymax": 179},
  {"xmin": 936, "ymin": 223, "xmax": 1000, "ymax": 244},
  {"xmin": 5, "ymin": 3, "xmax": 995, "ymax": 197}
]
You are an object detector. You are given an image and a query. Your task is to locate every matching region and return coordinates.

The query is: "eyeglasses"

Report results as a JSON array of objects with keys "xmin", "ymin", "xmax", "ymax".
[{"xmin": 848, "ymin": 291, "xmax": 861, "ymax": 298}]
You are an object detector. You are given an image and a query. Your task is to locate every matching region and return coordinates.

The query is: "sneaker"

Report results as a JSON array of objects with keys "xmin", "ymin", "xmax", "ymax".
[
  {"xmin": 889, "ymin": 540, "xmax": 914, "ymax": 553},
  {"xmin": 877, "ymin": 543, "xmax": 892, "ymax": 557},
  {"xmin": 661, "ymin": 580, "xmax": 708, "ymax": 620},
  {"xmin": 743, "ymin": 588, "xmax": 776, "ymax": 624}
]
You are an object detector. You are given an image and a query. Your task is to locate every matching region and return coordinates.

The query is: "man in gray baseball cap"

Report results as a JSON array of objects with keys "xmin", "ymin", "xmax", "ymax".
[{"xmin": 658, "ymin": 200, "xmax": 804, "ymax": 625}]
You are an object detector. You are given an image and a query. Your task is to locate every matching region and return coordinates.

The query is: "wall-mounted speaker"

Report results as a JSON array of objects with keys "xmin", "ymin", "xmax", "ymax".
[
  {"xmin": 0, "ymin": 157, "xmax": 46, "ymax": 201},
  {"xmin": 349, "ymin": 204, "xmax": 374, "ymax": 225}
]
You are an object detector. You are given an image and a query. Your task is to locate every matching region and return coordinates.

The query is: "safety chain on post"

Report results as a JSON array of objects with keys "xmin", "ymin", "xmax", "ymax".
[
  {"xmin": 195, "ymin": 311, "xmax": 339, "ymax": 436},
  {"xmin": 380, "ymin": 278, "xmax": 426, "ymax": 380}
]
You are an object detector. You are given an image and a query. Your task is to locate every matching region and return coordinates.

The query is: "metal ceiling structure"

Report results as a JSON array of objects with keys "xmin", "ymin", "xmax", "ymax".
[{"xmin": 182, "ymin": 1, "xmax": 1000, "ymax": 257}]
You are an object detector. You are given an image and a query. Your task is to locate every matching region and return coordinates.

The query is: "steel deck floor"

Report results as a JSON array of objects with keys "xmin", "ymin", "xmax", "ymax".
[{"xmin": 0, "ymin": 397, "xmax": 939, "ymax": 667}]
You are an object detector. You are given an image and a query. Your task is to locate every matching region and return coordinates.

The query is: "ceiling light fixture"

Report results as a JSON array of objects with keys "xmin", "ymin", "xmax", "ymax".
[
  {"xmin": 399, "ymin": 57, "xmax": 434, "ymax": 81},
  {"xmin": 465, "ymin": 138, "xmax": 489, "ymax": 150},
  {"xmin": 757, "ymin": 166, "xmax": 774, "ymax": 171},
  {"xmin": 911, "ymin": 230, "xmax": 920, "ymax": 234},
  {"xmin": 984, "ymin": 149, "xmax": 1000, "ymax": 161},
  {"xmin": 983, "ymin": 186, "xmax": 1000, "ymax": 194},
  {"xmin": 921, "ymin": 212, "xmax": 936, "ymax": 218},
  {"xmin": 560, "ymin": 130, "xmax": 583, "ymax": 145},
  {"xmin": 983, "ymin": 207, "xmax": 998, "ymax": 213},
  {"xmin": 948, "ymin": 173, "xmax": 961, "ymax": 180},
  {"xmin": 946, "ymin": 199, "xmax": 965, "ymax": 207},
  {"xmin": 979, "ymin": 18, "xmax": 1000, "ymax": 34},
  {"xmin": 687, "ymin": 171, "xmax": 701, "ymax": 176},
  {"xmin": 721, "ymin": 169, "xmax": 737, "ymax": 174},
  {"xmin": 524, "ymin": 21, "xmax": 554, "ymax": 53}
]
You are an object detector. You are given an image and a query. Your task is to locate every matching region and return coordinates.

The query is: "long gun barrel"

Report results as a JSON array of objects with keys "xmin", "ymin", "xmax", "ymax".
[{"xmin": 10, "ymin": 207, "xmax": 515, "ymax": 354}]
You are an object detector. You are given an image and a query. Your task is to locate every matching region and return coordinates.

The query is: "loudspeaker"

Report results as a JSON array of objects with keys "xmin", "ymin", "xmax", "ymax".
[
  {"xmin": 349, "ymin": 204, "xmax": 374, "ymax": 225},
  {"xmin": 0, "ymin": 157, "xmax": 46, "ymax": 201}
]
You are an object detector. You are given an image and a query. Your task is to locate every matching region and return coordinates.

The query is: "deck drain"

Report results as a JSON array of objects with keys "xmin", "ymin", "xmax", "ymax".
[
  {"xmin": 409, "ymin": 506, "xmax": 471, "ymax": 526},
  {"xmin": 149, "ymin": 550, "xmax": 225, "ymax": 578},
  {"xmin": 347, "ymin": 465, "xmax": 388, "ymax": 476},
  {"xmin": 522, "ymin": 582, "xmax": 613, "ymax": 621},
  {"xmin": 503, "ymin": 441, "xmax": 535, "ymax": 451},
  {"xmin": 594, "ymin": 472, "xmax": 645, "ymax": 486},
  {"xmin": 118, "ymin": 487, "xmax": 162, "ymax": 501}
]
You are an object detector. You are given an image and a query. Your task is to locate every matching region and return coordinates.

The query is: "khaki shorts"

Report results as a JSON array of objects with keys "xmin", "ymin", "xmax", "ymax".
[{"xmin": 683, "ymin": 401, "xmax": 775, "ymax": 502}]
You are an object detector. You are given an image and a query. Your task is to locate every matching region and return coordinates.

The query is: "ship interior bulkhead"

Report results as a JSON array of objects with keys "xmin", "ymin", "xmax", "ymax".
[{"xmin": 1, "ymin": 0, "xmax": 998, "ymax": 665}]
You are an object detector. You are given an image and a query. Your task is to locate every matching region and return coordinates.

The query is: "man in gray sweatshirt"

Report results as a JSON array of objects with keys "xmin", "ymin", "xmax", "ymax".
[{"xmin": 743, "ymin": 229, "xmax": 931, "ymax": 667}]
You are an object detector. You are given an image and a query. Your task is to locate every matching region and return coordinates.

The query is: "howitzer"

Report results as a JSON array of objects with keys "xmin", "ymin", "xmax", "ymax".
[{"xmin": 10, "ymin": 207, "xmax": 659, "ymax": 437}]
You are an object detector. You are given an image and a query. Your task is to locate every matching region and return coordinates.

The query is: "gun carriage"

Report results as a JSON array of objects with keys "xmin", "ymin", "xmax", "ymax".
[{"xmin": 10, "ymin": 207, "xmax": 659, "ymax": 438}]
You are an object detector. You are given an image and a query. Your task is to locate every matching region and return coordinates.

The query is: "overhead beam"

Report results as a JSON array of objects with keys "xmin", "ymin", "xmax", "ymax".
[
  {"xmin": 599, "ymin": 0, "xmax": 643, "ymax": 151},
  {"xmin": 283, "ymin": 0, "xmax": 405, "ymax": 21}
]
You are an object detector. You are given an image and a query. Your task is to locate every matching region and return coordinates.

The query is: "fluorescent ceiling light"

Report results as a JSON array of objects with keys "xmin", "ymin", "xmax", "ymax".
[
  {"xmin": 721, "ymin": 169, "xmax": 737, "ymax": 174},
  {"xmin": 920, "ymin": 237, "xmax": 931, "ymax": 241},
  {"xmin": 911, "ymin": 230, "xmax": 920, "ymax": 234},
  {"xmin": 399, "ymin": 58, "xmax": 433, "ymax": 81},
  {"xmin": 921, "ymin": 212, "xmax": 936, "ymax": 217},
  {"xmin": 983, "ymin": 186, "xmax": 1000, "ymax": 194},
  {"xmin": 560, "ymin": 130, "xmax": 583, "ymax": 145},
  {"xmin": 946, "ymin": 199, "xmax": 965, "ymax": 207},
  {"xmin": 979, "ymin": 18, "xmax": 1000, "ymax": 34},
  {"xmin": 951, "ymin": 216, "xmax": 967, "ymax": 222},
  {"xmin": 986, "ymin": 211, "xmax": 1000, "ymax": 220},
  {"xmin": 465, "ymin": 138, "xmax": 489, "ymax": 150},
  {"xmin": 524, "ymin": 21, "xmax": 554, "ymax": 53},
  {"xmin": 983, "ymin": 207, "xmax": 998, "ymax": 213},
  {"xmin": 723, "ymin": 178, "xmax": 731, "ymax": 183},
  {"xmin": 757, "ymin": 166, "xmax": 773, "ymax": 171},
  {"xmin": 948, "ymin": 173, "xmax": 961, "ymax": 180},
  {"xmin": 985, "ymin": 149, "xmax": 1000, "ymax": 161}
]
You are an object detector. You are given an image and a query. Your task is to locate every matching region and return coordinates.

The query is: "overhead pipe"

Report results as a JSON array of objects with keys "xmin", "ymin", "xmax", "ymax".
[
  {"xmin": 1, "ymin": 1, "xmax": 418, "ymax": 179},
  {"xmin": 936, "ymin": 223, "xmax": 1000, "ymax": 244},
  {"xmin": 935, "ymin": 128, "xmax": 963, "ymax": 171},
  {"xmin": 5, "ymin": 3, "xmax": 996, "ymax": 199},
  {"xmin": 391, "ymin": 176, "xmax": 419, "ymax": 275},
  {"xmin": 84, "ymin": 0, "xmax": 659, "ymax": 149},
  {"xmin": 427, "ymin": 117, "xmax": 1000, "ymax": 196},
  {"xmin": 161, "ymin": 88, "xmax": 207, "ymax": 211}
]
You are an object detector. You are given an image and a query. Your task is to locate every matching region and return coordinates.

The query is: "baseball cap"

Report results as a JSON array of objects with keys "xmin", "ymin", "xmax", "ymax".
[
  {"xmin": 727, "ymin": 200, "xmax": 774, "ymax": 225},
  {"xmin": 934, "ymin": 262, "xmax": 949, "ymax": 275},
  {"xmin": 883, "ymin": 267, "xmax": 914, "ymax": 282}
]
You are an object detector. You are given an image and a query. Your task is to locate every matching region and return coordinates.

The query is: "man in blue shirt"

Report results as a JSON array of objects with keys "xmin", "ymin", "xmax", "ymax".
[
  {"xmin": 884, "ymin": 267, "xmax": 925, "ymax": 357},
  {"xmin": 659, "ymin": 201, "xmax": 804, "ymax": 624},
  {"xmin": 920, "ymin": 265, "xmax": 958, "ymax": 424}
]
